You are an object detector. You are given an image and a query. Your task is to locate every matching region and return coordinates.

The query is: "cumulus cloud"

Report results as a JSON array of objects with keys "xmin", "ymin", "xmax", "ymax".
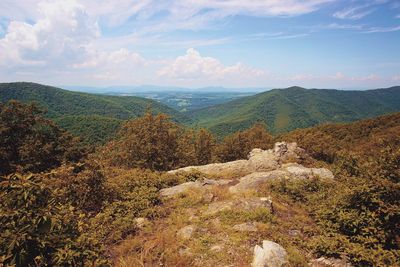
[
  {"xmin": 158, "ymin": 48, "xmax": 264, "ymax": 80},
  {"xmin": 0, "ymin": 0, "xmax": 99, "ymax": 67}
]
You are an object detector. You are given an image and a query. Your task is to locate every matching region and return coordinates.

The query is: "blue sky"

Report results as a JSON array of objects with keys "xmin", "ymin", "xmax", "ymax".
[{"xmin": 0, "ymin": 0, "xmax": 399, "ymax": 89}]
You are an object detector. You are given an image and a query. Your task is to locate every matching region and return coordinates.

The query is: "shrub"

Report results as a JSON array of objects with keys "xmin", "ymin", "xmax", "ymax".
[
  {"xmin": 0, "ymin": 100, "xmax": 86, "ymax": 176},
  {"xmin": 0, "ymin": 173, "xmax": 106, "ymax": 266}
]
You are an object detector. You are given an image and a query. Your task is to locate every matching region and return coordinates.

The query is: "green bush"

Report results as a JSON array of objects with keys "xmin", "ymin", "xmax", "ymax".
[{"xmin": 0, "ymin": 173, "xmax": 107, "ymax": 266}]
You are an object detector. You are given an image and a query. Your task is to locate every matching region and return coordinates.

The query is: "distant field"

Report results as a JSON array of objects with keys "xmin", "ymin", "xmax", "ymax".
[{"xmin": 107, "ymin": 91, "xmax": 258, "ymax": 112}]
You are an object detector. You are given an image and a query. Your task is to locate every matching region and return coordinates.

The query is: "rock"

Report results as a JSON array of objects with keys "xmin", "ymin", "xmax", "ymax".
[
  {"xmin": 309, "ymin": 257, "xmax": 353, "ymax": 267},
  {"xmin": 160, "ymin": 181, "xmax": 200, "ymax": 197},
  {"xmin": 283, "ymin": 163, "xmax": 334, "ymax": 180},
  {"xmin": 260, "ymin": 196, "xmax": 274, "ymax": 213},
  {"xmin": 288, "ymin": 229, "xmax": 301, "ymax": 237},
  {"xmin": 210, "ymin": 244, "xmax": 224, "ymax": 253},
  {"xmin": 204, "ymin": 198, "xmax": 273, "ymax": 216},
  {"xmin": 229, "ymin": 170, "xmax": 288, "ymax": 194},
  {"xmin": 230, "ymin": 165, "xmax": 334, "ymax": 194},
  {"xmin": 169, "ymin": 142, "xmax": 305, "ymax": 177},
  {"xmin": 134, "ymin": 217, "xmax": 150, "ymax": 229},
  {"xmin": 177, "ymin": 225, "xmax": 196, "ymax": 240},
  {"xmin": 311, "ymin": 168, "xmax": 335, "ymax": 180},
  {"xmin": 252, "ymin": 240, "xmax": 288, "ymax": 267},
  {"xmin": 274, "ymin": 142, "xmax": 305, "ymax": 164},
  {"xmin": 233, "ymin": 222, "xmax": 258, "ymax": 232},
  {"xmin": 160, "ymin": 179, "xmax": 232, "ymax": 198}
]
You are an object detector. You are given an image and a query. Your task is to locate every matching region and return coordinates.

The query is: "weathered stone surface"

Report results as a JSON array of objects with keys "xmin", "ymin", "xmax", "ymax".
[
  {"xmin": 282, "ymin": 163, "xmax": 334, "ymax": 180},
  {"xmin": 252, "ymin": 240, "xmax": 288, "ymax": 267},
  {"xmin": 309, "ymin": 257, "xmax": 353, "ymax": 267},
  {"xmin": 233, "ymin": 222, "xmax": 258, "ymax": 232},
  {"xmin": 229, "ymin": 170, "xmax": 288, "ymax": 194},
  {"xmin": 229, "ymin": 164, "xmax": 334, "ymax": 194},
  {"xmin": 160, "ymin": 179, "xmax": 232, "ymax": 198},
  {"xmin": 177, "ymin": 225, "xmax": 196, "ymax": 240},
  {"xmin": 169, "ymin": 142, "xmax": 304, "ymax": 177}
]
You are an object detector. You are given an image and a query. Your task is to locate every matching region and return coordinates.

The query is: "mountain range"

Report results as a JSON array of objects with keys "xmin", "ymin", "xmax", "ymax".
[
  {"xmin": 1, "ymin": 82, "xmax": 400, "ymax": 143},
  {"xmin": 189, "ymin": 86, "xmax": 400, "ymax": 136},
  {"xmin": 0, "ymin": 82, "xmax": 190, "ymax": 144}
]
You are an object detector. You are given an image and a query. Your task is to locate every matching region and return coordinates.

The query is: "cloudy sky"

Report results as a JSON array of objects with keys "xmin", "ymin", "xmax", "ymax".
[{"xmin": 0, "ymin": 0, "xmax": 399, "ymax": 89}]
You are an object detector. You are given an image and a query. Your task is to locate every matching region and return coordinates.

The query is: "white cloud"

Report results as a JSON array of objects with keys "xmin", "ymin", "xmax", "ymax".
[
  {"xmin": 363, "ymin": 25, "xmax": 400, "ymax": 33},
  {"xmin": 158, "ymin": 48, "xmax": 264, "ymax": 80},
  {"xmin": 0, "ymin": 0, "xmax": 99, "ymax": 67},
  {"xmin": 1, "ymin": 0, "xmax": 334, "ymax": 32},
  {"xmin": 334, "ymin": 7, "xmax": 374, "ymax": 20}
]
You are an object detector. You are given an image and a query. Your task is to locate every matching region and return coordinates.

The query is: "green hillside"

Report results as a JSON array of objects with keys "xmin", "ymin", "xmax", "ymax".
[
  {"xmin": 0, "ymin": 82, "xmax": 190, "ymax": 144},
  {"xmin": 190, "ymin": 86, "xmax": 400, "ymax": 137}
]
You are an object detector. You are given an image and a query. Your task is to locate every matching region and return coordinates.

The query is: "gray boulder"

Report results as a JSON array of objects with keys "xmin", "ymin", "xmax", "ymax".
[
  {"xmin": 160, "ymin": 178, "xmax": 232, "ymax": 198},
  {"xmin": 252, "ymin": 240, "xmax": 288, "ymax": 267}
]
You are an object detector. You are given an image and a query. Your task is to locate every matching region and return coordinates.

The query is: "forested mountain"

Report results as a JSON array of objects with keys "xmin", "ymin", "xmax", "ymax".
[
  {"xmin": 1, "ymin": 99, "xmax": 398, "ymax": 266},
  {"xmin": 190, "ymin": 86, "xmax": 400, "ymax": 137},
  {"xmin": 0, "ymin": 82, "xmax": 190, "ymax": 144}
]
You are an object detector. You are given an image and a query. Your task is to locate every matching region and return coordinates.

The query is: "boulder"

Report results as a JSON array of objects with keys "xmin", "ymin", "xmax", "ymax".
[
  {"xmin": 229, "ymin": 170, "xmax": 288, "ymax": 194},
  {"xmin": 309, "ymin": 257, "xmax": 353, "ymax": 267},
  {"xmin": 282, "ymin": 163, "xmax": 334, "ymax": 180},
  {"xmin": 160, "ymin": 178, "xmax": 232, "ymax": 198},
  {"xmin": 229, "ymin": 164, "xmax": 334, "ymax": 194},
  {"xmin": 252, "ymin": 240, "xmax": 288, "ymax": 267}
]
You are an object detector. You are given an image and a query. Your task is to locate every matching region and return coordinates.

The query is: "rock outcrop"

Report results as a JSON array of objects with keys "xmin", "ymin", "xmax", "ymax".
[
  {"xmin": 169, "ymin": 142, "xmax": 307, "ymax": 177},
  {"xmin": 229, "ymin": 163, "xmax": 333, "ymax": 194},
  {"xmin": 160, "ymin": 178, "xmax": 232, "ymax": 198},
  {"xmin": 252, "ymin": 240, "xmax": 288, "ymax": 267},
  {"xmin": 163, "ymin": 142, "xmax": 334, "ymax": 197}
]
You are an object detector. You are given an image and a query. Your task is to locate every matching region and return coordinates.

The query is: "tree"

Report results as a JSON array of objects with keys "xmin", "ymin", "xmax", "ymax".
[
  {"xmin": 216, "ymin": 123, "xmax": 273, "ymax": 162},
  {"xmin": 107, "ymin": 112, "xmax": 194, "ymax": 171},
  {"xmin": 0, "ymin": 100, "xmax": 85, "ymax": 176},
  {"xmin": 194, "ymin": 128, "xmax": 216, "ymax": 165}
]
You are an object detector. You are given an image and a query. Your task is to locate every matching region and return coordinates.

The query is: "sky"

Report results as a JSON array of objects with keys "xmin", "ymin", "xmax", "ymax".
[{"xmin": 0, "ymin": 0, "xmax": 399, "ymax": 89}]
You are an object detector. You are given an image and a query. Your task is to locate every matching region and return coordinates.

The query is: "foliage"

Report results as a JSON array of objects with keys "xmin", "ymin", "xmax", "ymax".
[
  {"xmin": 190, "ymin": 86, "xmax": 400, "ymax": 137},
  {"xmin": 0, "ymin": 173, "xmax": 107, "ymax": 266},
  {"xmin": 54, "ymin": 115, "xmax": 123, "ymax": 145},
  {"xmin": 44, "ymin": 162, "xmax": 110, "ymax": 213},
  {"xmin": 0, "ymin": 82, "xmax": 191, "ymax": 144},
  {"xmin": 102, "ymin": 112, "xmax": 196, "ymax": 171},
  {"xmin": 194, "ymin": 128, "xmax": 216, "ymax": 165},
  {"xmin": 89, "ymin": 168, "xmax": 183, "ymax": 245},
  {"xmin": 216, "ymin": 123, "xmax": 273, "ymax": 162},
  {"xmin": 0, "ymin": 100, "xmax": 85, "ymax": 176}
]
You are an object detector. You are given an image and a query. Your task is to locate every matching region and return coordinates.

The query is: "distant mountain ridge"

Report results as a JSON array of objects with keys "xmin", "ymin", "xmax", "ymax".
[
  {"xmin": 0, "ymin": 82, "xmax": 190, "ymax": 144},
  {"xmin": 189, "ymin": 86, "xmax": 400, "ymax": 137}
]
